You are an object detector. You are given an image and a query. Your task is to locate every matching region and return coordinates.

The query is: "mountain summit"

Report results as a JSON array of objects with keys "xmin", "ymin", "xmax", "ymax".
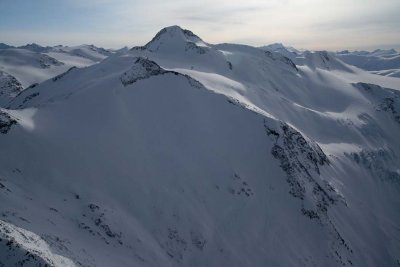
[{"xmin": 135, "ymin": 25, "xmax": 208, "ymax": 53}]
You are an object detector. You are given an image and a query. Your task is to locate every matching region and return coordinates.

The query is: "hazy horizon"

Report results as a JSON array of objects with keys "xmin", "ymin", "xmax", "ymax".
[{"xmin": 1, "ymin": 0, "xmax": 400, "ymax": 51}]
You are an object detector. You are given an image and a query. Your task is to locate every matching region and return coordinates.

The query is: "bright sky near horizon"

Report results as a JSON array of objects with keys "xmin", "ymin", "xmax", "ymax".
[{"xmin": 0, "ymin": 0, "xmax": 399, "ymax": 51}]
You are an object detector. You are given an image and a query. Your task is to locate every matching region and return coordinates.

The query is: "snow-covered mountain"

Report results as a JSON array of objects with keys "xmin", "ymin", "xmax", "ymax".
[
  {"xmin": 263, "ymin": 43, "xmax": 400, "ymax": 79},
  {"xmin": 49, "ymin": 44, "xmax": 113, "ymax": 62},
  {"xmin": 0, "ymin": 43, "xmax": 15, "ymax": 49},
  {"xmin": 1, "ymin": 26, "xmax": 400, "ymax": 267},
  {"xmin": 260, "ymin": 43, "xmax": 300, "ymax": 60},
  {"xmin": 18, "ymin": 43, "xmax": 53, "ymax": 53},
  {"xmin": 335, "ymin": 49, "xmax": 400, "ymax": 78},
  {"xmin": 0, "ymin": 44, "xmax": 113, "ymax": 91}
]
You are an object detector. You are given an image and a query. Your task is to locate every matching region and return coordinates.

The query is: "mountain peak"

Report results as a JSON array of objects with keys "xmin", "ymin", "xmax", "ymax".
[
  {"xmin": 0, "ymin": 43, "xmax": 15, "ymax": 49},
  {"xmin": 156, "ymin": 25, "xmax": 202, "ymax": 40},
  {"xmin": 265, "ymin": 43, "xmax": 286, "ymax": 49},
  {"xmin": 140, "ymin": 25, "xmax": 206, "ymax": 52},
  {"xmin": 18, "ymin": 43, "xmax": 49, "ymax": 52},
  {"xmin": 162, "ymin": 25, "xmax": 185, "ymax": 32}
]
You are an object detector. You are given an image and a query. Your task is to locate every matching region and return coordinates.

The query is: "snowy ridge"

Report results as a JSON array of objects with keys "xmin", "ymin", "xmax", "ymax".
[
  {"xmin": 0, "ymin": 220, "xmax": 76, "ymax": 267},
  {"xmin": 0, "ymin": 26, "xmax": 400, "ymax": 266}
]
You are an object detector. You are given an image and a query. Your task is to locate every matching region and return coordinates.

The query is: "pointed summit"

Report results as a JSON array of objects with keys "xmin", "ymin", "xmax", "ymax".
[{"xmin": 140, "ymin": 25, "xmax": 208, "ymax": 52}]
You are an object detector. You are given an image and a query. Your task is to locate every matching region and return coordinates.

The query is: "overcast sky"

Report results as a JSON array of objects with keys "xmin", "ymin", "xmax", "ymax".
[{"xmin": 1, "ymin": 0, "xmax": 399, "ymax": 51}]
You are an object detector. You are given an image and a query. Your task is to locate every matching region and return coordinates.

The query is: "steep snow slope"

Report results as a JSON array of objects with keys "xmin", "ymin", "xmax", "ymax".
[
  {"xmin": 0, "ymin": 220, "xmax": 76, "ymax": 267},
  {"xmin": 1, "ymin": 26, "xmax": 400, "ymax": 267}
]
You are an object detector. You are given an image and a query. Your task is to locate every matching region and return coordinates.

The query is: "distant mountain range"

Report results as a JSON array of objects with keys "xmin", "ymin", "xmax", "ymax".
[
  {"xmin": 262, "ymin": 43, "xmax": 400, "ymax": 78},
  {"xmin": 0, "ymin": 43, "xmax": 115, "ymax": 89},
  {"xmin": 336, "ymin": 49, "xmax": 400, "ymax": 77}
]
